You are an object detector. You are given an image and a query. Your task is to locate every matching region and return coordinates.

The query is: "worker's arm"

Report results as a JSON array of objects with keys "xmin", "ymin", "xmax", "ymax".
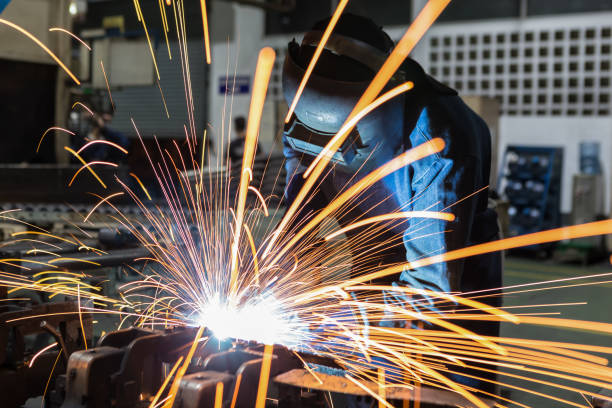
[
  {"xmin": 383, "ymin": 109, "xmax": 490, "ymax": 319},
  {"xmin": 398, "ymin": 153, "xmax": 479, "ymax": 295}
]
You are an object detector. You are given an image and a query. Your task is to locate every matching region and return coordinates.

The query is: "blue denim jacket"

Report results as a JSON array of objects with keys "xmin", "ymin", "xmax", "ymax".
[{"xmin": 283, "ymin": 78, "xmax": 501, "ymax": 305}]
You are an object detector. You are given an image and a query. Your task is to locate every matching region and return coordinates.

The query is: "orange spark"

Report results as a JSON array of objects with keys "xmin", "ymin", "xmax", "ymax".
[
  {"xmin": 28, "ymin": 342, "xmax": 58, "ymax": 368},
  {"xmin": 199, "ymin": 0, "xmax": 211, "ymax": 64},
  {"xmin": 157, "ymin": 80, "xmax": 171, "ymax": 118},
  {"xmin": 11, "ymin": 231, "xmax": 77, "ymax": 245},
  {"xmin": 158, "ymin": 0, "xmax": 172, "ymax": 59},
  {"xmin": 26, "ymin": 249, "xmax": 60, "ymax": 257},
  {"xmin": 77, "ymin": 284, "xmax": 87, "ymax": 350},
  {"xmin": 84, "ymin": 192, "xmax": 125, "ymax": 222},
  {"xmin": 214, "ymin": 382, "xmax": 224, "ymax": 408},
  {"xmin": 149, "ymin": 356, "xmax": 184, "ymax": 408},
  {"xmin": 100, "ymin": 60, "xmax": 115, "ymax": 111},
  {"xmin": 42, "ymin": 352, "xmax": 62, "ymax": 406},
  {"xmin": 163, "ymin": 326, "xmax": 205, "ymax": 408},
  {"xmin": 0, "ymin": 18, "xmax": 80, "ymax": 84},
  {"xmin": 37, "ymin": 127, "xmax": 74, "ymax": 153},
  {"xmin": 229, "ymin": 47, "xmax": 275, "ymax": 293},
  {"xmin": 49, "ymin": 27, "xmax": 91, "ymax": 50},
  {"xmin": 130, "ymin": 173, "xmax": 153, "ymax": 200},
  {"xmin": 48, "ymin": 257, "xmax": 101, "ymax": 266},
  {"xmin": 324, "ymin": 211, "xmax": 455, "ymax": 241},
  {"xmin": 378, "ymin": 368, "xmax": 386, "ymax": 408},
  {"xmin": 72, "ymin": 102, "xmax": 94, "ymax": 115},
  {"xmin": 77, "ymin": 140, "xmax": 128, "ymax": 155},
  {"xmin": 248, "ymin": 186, "xmax": 269, "ymax": 216},
  {"xmin": 133, "ymin": 0, "xmax": 161, "ymax": 80},
  {"xmin": 243, "ymin": 223, "xmax": 260, "ymax": 285},
  {"xmin": 230, "ymin": 373, "xmax": 242, "ymax": 408},
  {"xmin": 65, "ymin": 151, "xmax": 105, "ymax": 187},
  {"xmin": 344, "ymin": 375, "xmax": 394, "ymax": 408},
  {"xmin": 68, "ymin": 161, "xmax": 118, "ymax": 187},
  {"xmin": 255, "ymin": 344, "xmax": 274, "ymax": 408},
  {"xmin": 284, "ymin": 0, "xmax": 350, "ymax": 122},
  {"xmin": 345, "ymin": 285, "xmax": 519, "ymax": 324}
]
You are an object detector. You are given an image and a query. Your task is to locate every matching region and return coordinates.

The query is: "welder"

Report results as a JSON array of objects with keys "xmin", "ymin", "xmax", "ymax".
[{"xmin": 281, "ymin": 14, "xmax": 501, "ymax": 395}]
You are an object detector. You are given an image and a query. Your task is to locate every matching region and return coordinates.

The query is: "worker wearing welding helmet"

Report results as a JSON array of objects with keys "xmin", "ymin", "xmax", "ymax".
[{"xmin": 282, "ymin": 14, "xmax": 501, "ymax": 391}]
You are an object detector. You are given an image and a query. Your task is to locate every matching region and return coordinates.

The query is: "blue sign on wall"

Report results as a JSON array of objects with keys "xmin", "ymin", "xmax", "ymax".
[
  {"xmin": 0, "ymin": 0, "xmax": 12, "ymax": 14},
  {"xmin": 219, "ymin": 76, "xmax": 250, "ymax": 95}
]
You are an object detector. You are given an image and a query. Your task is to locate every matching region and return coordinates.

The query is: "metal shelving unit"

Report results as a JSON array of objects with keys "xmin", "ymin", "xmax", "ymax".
[{"xmin": 498, "ymin": 145, "xmax": 563, "ymax": 253}]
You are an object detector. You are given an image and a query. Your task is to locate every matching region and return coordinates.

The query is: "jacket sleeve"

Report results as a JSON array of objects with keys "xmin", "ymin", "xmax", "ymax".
[{"xmin": 397, "ymin": 128, "xmax": 480, "ymax": 297}]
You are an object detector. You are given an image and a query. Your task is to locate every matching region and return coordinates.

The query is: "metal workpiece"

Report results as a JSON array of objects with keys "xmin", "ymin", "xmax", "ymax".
[
  {"xmin": 58, "ymin": 326, "xmax": 206, "ymax": 408},
  {"xmin": 193, "ymin": 345, "xmax": 303, "ymax": 408},
  {"xmin": 593, "ymin": 389, "xmax": 612, "ymax": 408},
  {"xmin": 275, "ymin": 369, "xmax": 497, "ymax": 408},
  {"xmin": 59, "ymin": 347, "xmax": 126, "ymax": 408},
  {"xmin": 55, "ymin": 325, "xmax": 301, "ymax": 408},
  {"xmin": 51, "ymin": 323, "xmax": 498, "ymax": 408},
  {"xmin": 0, "ymin": 301, "xmax": 92, "ymax": 408},
  {"xmin": 173, "ymin": 371, "xmax": 234, "ymax": 408}
]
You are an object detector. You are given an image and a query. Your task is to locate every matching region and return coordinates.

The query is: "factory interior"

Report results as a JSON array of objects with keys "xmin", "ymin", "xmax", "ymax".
[{"xmin": 1, "ymin": 0, "xmax": 612, "ymax": 407}]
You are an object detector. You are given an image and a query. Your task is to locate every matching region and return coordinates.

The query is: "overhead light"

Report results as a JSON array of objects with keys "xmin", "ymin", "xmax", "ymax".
[{"xmin": 69, "ymin": 1, "xmax": 78, "ymax": 15}]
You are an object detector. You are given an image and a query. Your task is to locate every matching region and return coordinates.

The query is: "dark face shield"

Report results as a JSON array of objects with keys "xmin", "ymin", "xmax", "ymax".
[
  {"xmin": 282, "ymin": 37, "xmax": 405, "ymax": 167},
  {"xmin": 283, "ymin": 113, "xmax": 363, "ymax": 165}
]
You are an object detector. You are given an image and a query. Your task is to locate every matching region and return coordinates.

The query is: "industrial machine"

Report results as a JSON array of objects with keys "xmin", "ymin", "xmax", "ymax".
[
  {"xmin": 48, "ymin": 326, "xmax": 495, "ymax": 408},
  {"xmin": 0, "ymin": 296, "xmax": 496, "ymax": 408},
  {"xmin": 498, "ymin": 145, "xmax": 563, "ymax": 255}
]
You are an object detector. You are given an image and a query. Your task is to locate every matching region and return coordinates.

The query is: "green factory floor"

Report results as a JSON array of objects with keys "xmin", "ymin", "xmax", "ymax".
[{"xmin": 499, "ymin": 256, "xmax": 612, "ymax": 407}]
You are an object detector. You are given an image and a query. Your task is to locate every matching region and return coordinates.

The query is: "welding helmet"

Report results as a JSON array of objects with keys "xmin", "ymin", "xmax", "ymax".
[{"xmin": 282, "ymin": 14, "xmax": 407, "ymax": 167}]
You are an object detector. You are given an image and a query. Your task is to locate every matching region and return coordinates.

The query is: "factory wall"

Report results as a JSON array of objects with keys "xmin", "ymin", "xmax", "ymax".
[
  {"xmin": 499, "ymin": 115, "xmax": 612, "ymax": 214},
  {"xmin": 0, "ymin": 0, "xmax": 71, "ymax": 163},
  {"xmin": 107, "ymin": 39, "xmax": 207, "ymax": 140},
  {"xmin": 208, "ymin": 4, "xmax": 278, "ymax": 168},
  {"xmin": 0, "ymin": 0, "xmax": 58, "ymax": 64}
]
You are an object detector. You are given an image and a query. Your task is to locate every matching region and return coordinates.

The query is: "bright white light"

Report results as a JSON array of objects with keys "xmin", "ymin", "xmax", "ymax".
[
  {"xmin": 197, "ymin": 295, "xmax": 303, "ymax": 347},
  {"xmin": 68, "ymin": 2, "xmax": 78, "ymax": 15}
]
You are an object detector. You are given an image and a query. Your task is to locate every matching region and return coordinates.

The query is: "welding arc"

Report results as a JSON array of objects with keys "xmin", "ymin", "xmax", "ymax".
[{"xmin": 0, "ymin": 19, "xmax": 80, "ymax": 84}]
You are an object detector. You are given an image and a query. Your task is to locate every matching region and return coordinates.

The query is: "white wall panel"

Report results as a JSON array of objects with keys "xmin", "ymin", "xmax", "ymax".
[{"xmin": 0, "ymin": 0, "xmax": 54, "ymax": 64}]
